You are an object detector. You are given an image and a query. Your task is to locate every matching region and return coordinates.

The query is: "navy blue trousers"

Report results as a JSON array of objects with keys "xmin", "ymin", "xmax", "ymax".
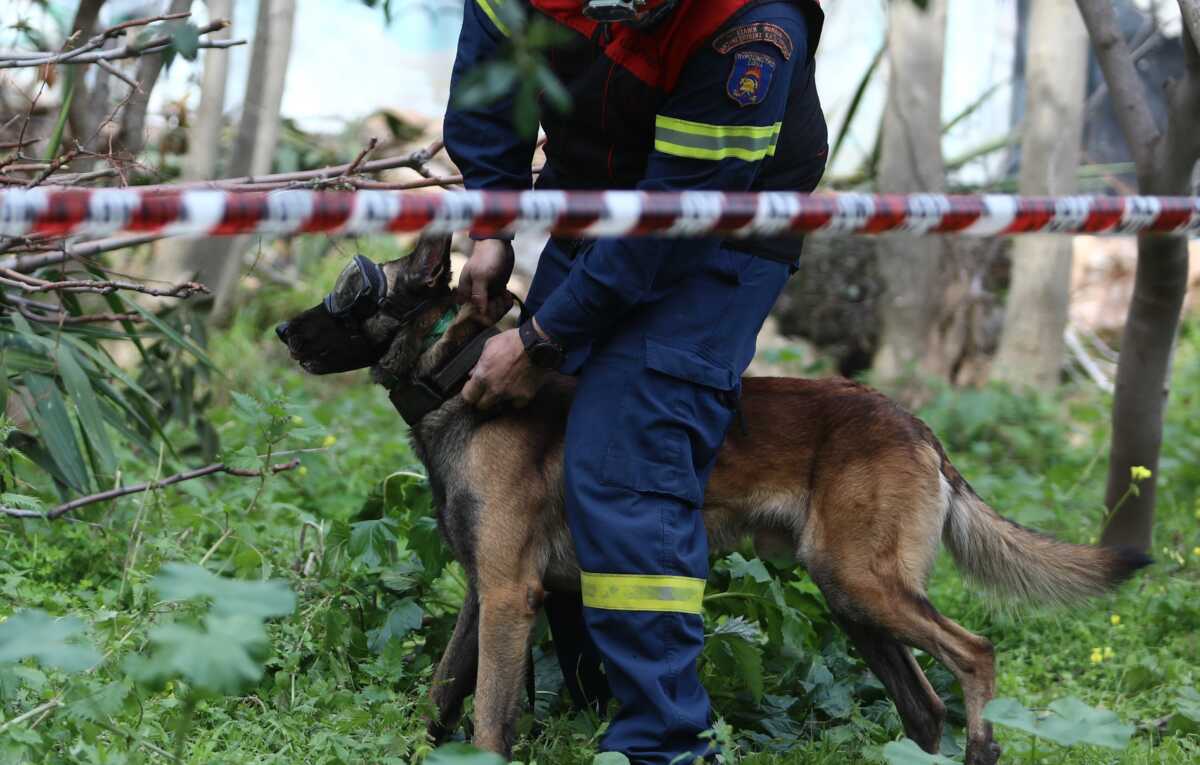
[{"xmin": 525, "ymin": 237, "xmax": 789, "ymax": 764}]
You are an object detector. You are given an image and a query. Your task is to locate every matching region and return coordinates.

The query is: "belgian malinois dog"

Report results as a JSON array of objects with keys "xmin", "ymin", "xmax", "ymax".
[{"xmin": 276, "ymin": 234, "xmax": 1149, "ymax": 765}]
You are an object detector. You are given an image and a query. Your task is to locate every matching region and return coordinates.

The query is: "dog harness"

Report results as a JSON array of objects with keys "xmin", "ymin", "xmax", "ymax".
[{"xmin": 388, "ymin": 324, "xmax": 499, "ymax": 427}]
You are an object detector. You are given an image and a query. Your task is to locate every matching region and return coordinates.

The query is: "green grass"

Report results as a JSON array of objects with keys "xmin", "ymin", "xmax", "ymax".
[{"xmin": 2, "ymin": 272, "xmax": 1199, "ymax": 764}]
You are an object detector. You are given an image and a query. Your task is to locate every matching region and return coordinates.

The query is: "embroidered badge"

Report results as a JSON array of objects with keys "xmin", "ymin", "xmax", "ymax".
[
  {"xmin": 713, "ymin": 22, "xmax": 794, "ymax": 60},
  {"xmin": 726, "ymin": 51, "xmax": 776, "ymax": 107}
]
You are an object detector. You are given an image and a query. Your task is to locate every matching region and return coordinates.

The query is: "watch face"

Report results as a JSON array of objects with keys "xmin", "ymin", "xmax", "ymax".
[{"xmin": 529, "ymin": 343, "xmax": 563, "ymax": 369}]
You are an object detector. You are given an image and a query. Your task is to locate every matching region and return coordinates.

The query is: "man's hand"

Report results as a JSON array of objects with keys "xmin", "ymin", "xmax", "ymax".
[
  {"xmin": 457, "ymin": 238, "xmax": 515, "ymax": 320},
  {"xmin": 462, "ymin": 328, "xmax": 549, "ymax": 410}
]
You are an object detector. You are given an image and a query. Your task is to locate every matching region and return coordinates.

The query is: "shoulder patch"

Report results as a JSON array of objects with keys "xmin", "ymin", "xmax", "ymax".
[
  {"xmin": 712, "ymin": 22, "xmax": 794, "ymax": 60},
  {"xmin": 726, "ymin": 51, "xmax": 777, "ymax": 107}
]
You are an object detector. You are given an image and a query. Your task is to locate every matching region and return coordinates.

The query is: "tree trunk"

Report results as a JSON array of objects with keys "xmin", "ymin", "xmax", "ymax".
[
  {"xmin": 991, "ymin": 0, "xmax": 1089, "ymax": 388},
  {"xmin": 1076, "ymin": 0, "xmax": 1200, "ymax": 552},
  {"xmin": 66, "ymin": 0, "xmax": 107, "ymax": 144},
  {"xmin": 871, "ymin": 0, "xmax": 950, "ymax": 386},
  {"xmin": 149, "ymin": 0, "xmax": 233, "ymax": 286},
  {"xmin": 116, "ymin": 0, "xmax": 194, "ymax": 159},
  {"xmin": 190, "ymin": 0, "xmax": 295, "ymax": 320}
]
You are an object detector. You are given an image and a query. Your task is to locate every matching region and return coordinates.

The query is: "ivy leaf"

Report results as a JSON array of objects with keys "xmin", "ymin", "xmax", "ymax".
[
  {"xmin": 222, "ymin": 445, "xmax": 261, "ymax": 472},
  {"xmin": 984, "ymin": 696, "xmax": 1133, "ymax": 750},
  {"xmin": 426, "ymin": 742, "xmax": 507, "ymax": 765},
  {"xmin": 882, "ymin": 738, "xmax": 959, "ymax": 765},
  {"xmin": 367, "ymin": 599, "xmax": 424, "ymax": 653},
  {"xmin": 0, "ymin": 610, "xmax": 100, "ymax": 671},
  {"xmin": 726, "ymin": 552, "xmax": 771, "ymax": 583},
  {"xmin": 711, "ymin": 616, "xmax": 762, "ymax": 643},
  {"xmin": 349, "ymin": 517, "xmax": 398, "ymax": 568},
  {"xmin": 982, "ymin": 697, "xmax": 1040, "ymax": 737},
  {"xmin": 151, "ymin": 563, "xmax": 295, "ymax": 619},
  {"xmin": 170, "ymin": 22, "xmax": 200, "ymax": 60},
  {"xmin": 133, "ymin": 615, "xmax": 267, "ymax": 696},
  {"xmin": 1041, "ymin": 697, "xmax": 1133, "ymax": 749}
]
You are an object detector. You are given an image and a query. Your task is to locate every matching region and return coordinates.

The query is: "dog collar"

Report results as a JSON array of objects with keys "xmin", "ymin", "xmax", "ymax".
[{"xmin": 389, "ymin": 326, "xmax": 500, "ymax": 427}]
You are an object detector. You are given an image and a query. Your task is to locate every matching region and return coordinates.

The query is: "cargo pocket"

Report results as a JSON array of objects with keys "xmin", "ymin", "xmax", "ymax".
[{"xmin": 601, "ymin": 338, "xmax": 740, "ymax": 507}]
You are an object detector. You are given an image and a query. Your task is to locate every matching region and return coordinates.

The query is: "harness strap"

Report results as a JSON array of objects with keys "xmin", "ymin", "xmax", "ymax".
[{"xmin": 388, "ymin": 326, "xmax": 501, "ymax": 427}]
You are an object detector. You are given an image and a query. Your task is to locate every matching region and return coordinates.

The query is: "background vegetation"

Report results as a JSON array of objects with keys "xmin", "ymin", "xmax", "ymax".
[{"xmin": 2, "ymin": 1, "xmax": 1199, "ymax": 763}]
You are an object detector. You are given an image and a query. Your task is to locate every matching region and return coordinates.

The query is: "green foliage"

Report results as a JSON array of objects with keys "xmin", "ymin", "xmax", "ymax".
[
  {"xmin": 0, "ymin": 611, "xmax": 100, "ymax": 672},
  {"xmin": 3, "ymin": 294, "xmax": 215, "ymax": 501},
  {"xmin": 427, "ymin": 742, "xmax": 508, "ymax": 764},
  {"xmin": 983, "ymin": 696, "xmax": 1133, "ymax": 750},
  {"xmin": 3, "ymin": 264, "xmax": 1200, "ymax": 763},
  {"xmin": 882, "ymin": 738, "xmax": 958, "ymax": 765},
  {"xmin": 452, "ymin": 3, "xmax": 573, "ymax": 137}
]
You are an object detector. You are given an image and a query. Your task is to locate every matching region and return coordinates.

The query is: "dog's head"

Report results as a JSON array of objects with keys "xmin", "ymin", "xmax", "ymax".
[{"xmin": 275, "ymin": 234, "xmax": 454, "ymax": 376}]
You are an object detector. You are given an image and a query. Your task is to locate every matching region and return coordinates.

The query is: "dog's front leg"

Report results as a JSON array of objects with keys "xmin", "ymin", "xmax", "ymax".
[{"xmin": 472, "ymin": 579, "xmax": 544, "ymax": 756}]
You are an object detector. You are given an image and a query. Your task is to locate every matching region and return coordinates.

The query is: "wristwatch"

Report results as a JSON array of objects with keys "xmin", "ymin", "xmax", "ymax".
[{"xmin": 519, "ymin": 319, "xmax": 566, "ymax": 369}]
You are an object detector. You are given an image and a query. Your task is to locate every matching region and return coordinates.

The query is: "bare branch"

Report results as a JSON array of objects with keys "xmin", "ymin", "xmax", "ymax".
[
  {"xmin": 344, "ymin": 137, "xmax": 379, "ymax": 177},
  {"xmin": 0, "ymin": 233, "xmax": 164, "ymax": 272},
  {"xmin": 0, "ymin": 167, "xmax": 119, "ymax": 186},
  {"xmin": 1075, "ymin": 0, "xmax": 1163, "ymax": 176},
  {"xmin": 0, "ymin": 138, "xmax": 41, "ymax": 151},
  {"xmin": 0, "ymin": 459, "xmax": 302, "ymax": 520},
  {"xmin": 0, "ymin": 267, "xmax": 209, "ymax": 298},
  {"xmin": 6, "ymin": 299, "xmax": 143, "ymax": 325},
  {"xmin": 0, "ymin": 21, "xmax": 243, "ymax": 69},
  {"xmin": 133, "ymin": 139, "xmax": 446, "ymax": 193},
  {"xmin": 1179, "ymin": 0, "xmax": 1200, "ymax": 53},
  {"xmin": 25, "ymin": 149, "xmax": 79, "ymax": 189}
]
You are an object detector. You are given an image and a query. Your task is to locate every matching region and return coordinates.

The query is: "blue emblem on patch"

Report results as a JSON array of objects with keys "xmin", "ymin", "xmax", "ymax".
[{"xmin": 726, "ymin": 50, "xmax": 776, "ymax": 107}]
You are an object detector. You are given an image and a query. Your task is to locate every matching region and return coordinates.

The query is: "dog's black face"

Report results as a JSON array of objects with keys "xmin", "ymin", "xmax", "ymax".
[{"xmin": 275, "ymin": 234, "xmax": 452, "ymax": 375}]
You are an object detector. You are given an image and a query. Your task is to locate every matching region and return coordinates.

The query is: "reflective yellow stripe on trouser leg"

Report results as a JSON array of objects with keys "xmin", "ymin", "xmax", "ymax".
[{"xmin": 580, "ymin": 572, "xmax": 706, "ymax": 615}]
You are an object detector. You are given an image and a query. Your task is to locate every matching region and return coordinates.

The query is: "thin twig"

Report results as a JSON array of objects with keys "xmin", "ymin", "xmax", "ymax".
[
  {"xmin": 0, "ymin": 267, "xmax": 209, "ymax": 298},
  {"xmin": 344, "ymin": 137, "xmax": 378, "ymax": 177},
  {"xmin": 131, "ymin": 139, "xmax": 445, "ymax": 193},
  {"xmin": 95, "ymin": 59, "xmax": 140, "ymax": 90},
  {"xmin": 0, "ymin": 167, "xmax": 118, "ymax": 186},
  {"xmin": 0, "ymin": 233, "xmax": 163, "ymax": 271},
  {"xmin": 25, "ymin": 149, "xmax": 80, "ymax": 189},
  {"xmin": 0, "ymin": 699, "xmax": 63, "ymax": 734},
  {"xmin": 0, "ymin": 137, "xmax": 41, "ymax": 151},
  {"xmin": 9, "ymin": 302, "xmax": 143, "ymax": 325},
  {"xmin": 0, "ymin": 458, "xmax": 302, "ymax": 520},
  {"xmin": 0, "ymin": 20, "xmax": 239, "ymax": 69}
]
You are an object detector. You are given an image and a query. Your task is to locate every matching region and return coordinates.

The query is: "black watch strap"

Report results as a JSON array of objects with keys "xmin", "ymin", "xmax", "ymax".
[{"xmin": 519, "ymin": 320, "xmax": 565, "ymax": 369}]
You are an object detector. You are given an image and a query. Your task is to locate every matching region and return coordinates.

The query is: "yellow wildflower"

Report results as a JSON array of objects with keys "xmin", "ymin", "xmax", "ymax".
[
  {"xmin": 298, "ymin": 466, "xmax": 309, "ymax": 477},
  {"xmin": 1130, "ymin": 465, "xmax": 1152, "ymax": 482},
  {"xmin": 1104, "ymin": 646, "xmax": 1115, "ymax": 660},
  {"xmin": 1193, "ymin": 546, "xmax": 1200, "ymax": 558},
  {"xmin": 1090, "ymin": 648, "xmax": 1104, "ymax": 664},
  {"xmin": 291, "ymin": 415, "xmax": 305, "ymax": 425},
  {"xmin": 322, "ymin": 434, "xmax": 337, "ymax": 448},
  {"xmin": 1110, "ymin": 614, "xmax": 1121, "ymax": 626}
]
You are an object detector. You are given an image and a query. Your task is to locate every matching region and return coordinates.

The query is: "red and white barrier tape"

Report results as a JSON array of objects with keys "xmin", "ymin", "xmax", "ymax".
[{"xmin": 2, "ymin": 189, "xmax": 1199, "ymax": 239}]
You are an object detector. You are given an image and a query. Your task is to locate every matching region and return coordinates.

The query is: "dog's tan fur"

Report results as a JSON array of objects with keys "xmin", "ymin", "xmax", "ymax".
[{"xmin": 279, "ymin": 236, "xmax": 1149, "ymax": 765}]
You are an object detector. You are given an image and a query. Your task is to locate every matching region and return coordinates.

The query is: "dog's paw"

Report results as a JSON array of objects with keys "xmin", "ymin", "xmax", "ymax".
[{"xmin": 965, "ymin": 738, "xmax": 1002, "ymax": 765}]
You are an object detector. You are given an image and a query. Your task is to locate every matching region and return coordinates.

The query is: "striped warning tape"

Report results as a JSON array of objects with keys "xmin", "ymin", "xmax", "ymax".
[{"xmin": 1, "ymin": 188, "xmax": 1198, "ymax": 239}]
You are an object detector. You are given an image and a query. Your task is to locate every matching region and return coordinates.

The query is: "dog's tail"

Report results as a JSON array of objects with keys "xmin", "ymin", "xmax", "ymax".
[{"xmin": 942, "ymin": 479, "xmax": 1150, "ymax": 606}]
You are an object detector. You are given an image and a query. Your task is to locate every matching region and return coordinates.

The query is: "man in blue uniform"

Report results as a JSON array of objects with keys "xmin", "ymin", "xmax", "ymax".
[{"xmin": 446, "ymin": 1, "xmax": 827, "ymax": 761}]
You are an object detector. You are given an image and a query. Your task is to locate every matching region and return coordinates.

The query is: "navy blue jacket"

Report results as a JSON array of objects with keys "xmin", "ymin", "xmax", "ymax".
[{"xmin": 444, "ymin": 0, "xmax": 827, "ymax": 350}]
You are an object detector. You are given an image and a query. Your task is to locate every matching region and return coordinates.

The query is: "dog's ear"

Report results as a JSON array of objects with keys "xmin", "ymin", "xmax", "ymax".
[{"xmin": 407, "ymin": 234, "xmax": 452, "ymax": 291}]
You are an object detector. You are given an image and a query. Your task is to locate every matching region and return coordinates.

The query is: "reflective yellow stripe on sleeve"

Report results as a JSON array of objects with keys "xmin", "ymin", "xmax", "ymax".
[
  {"xmin": 475, "ymin": 0, "xmax": 511, "ymax": 37},
  {"xmin": 654, "ymin": 115, "xmax": 783, "ymax": 162},
  {"xmin": 581, "ymin": 571, "xmax": 706, "ymax": 615}
]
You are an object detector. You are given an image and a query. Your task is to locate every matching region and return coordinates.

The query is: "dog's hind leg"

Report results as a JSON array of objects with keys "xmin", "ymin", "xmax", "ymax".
[
  {"xmin": 819, "ymin": 570, "xmax": 999, "ymax": 765},
  {"xmin": 836, "ymin": 617, "xmax": 946, "ymax": 752},
  {"xmin": 428, "ymin": 581, "xmax": 480, "ymax": 743}
]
